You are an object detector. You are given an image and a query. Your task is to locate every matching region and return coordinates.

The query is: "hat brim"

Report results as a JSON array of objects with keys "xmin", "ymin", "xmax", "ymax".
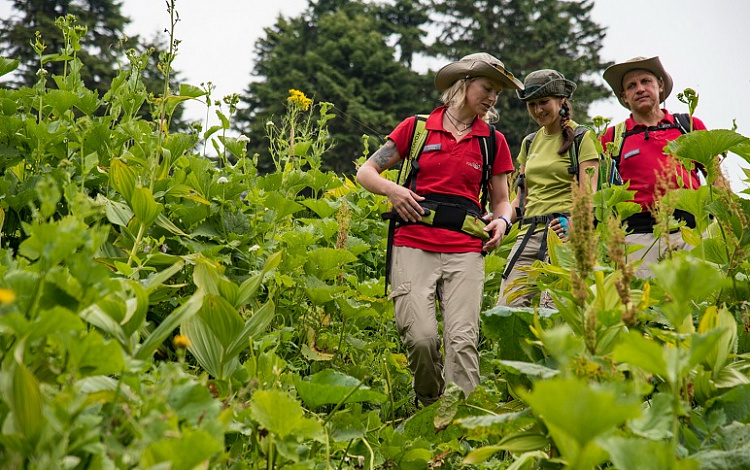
[
  {"xmin": 603, "ymin": 56, "xmax": 673, "ymax": 108},
  {"xmin": 434, "ymin": 60, "xmax": 524, "ymax": 92},
  {"xmin": 516, "ymin": 79, "xmax": 577, "ymax": 102}
]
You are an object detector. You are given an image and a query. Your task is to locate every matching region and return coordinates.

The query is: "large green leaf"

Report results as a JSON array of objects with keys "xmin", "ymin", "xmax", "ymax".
[
  {"xmin": 600, "ymin": 437, "xmax": 684, "ymax": 470},
  {"xmin": 110, "ymin": 158, "xmax": 136, "ymax": 202},
  {"xmin": 135, "ymin": 290, "xmax": 204, "ymax": 361},
  {"xmin": 249, "ymin": 389, "xmax": 325, "ymax": 441},
  {"xmin": 131, "ymin": 186, "xmax": 163, "ymax": 227},
  {"xmin": 303, "ymin": 247, "xmax": 357, "ymax": 281},
  {"xmin": 613, "ymin": 331, "xmax": 669, "ymax": 379},
  {"xmin": 225, "ymin": 301, "xmax": 275, "ymax": 359},
  {"xmin": 667, "ymin": 129, "xmax": 748, "ymax": 180},
  {"xmin": 651, "ymin": 256, "xmax": 725, "ymax": 307},
  {"xmin": 0, "ymin": 57, "xmax": 19, "ymax": 77},
  {"xmin": 520, "ymin": 378, "xmax": 640, "ymax": 455},
  {"xmin": 181, "ymin": 314, "xmax": 231, "ymax": 380},
  {"xmin": 9, "ymin": 360, "xmax": 45, "ymax": 442},
  {"xmin": 294, "ymin": 369, "xmax": 386, "ymax": 409},
  {"xmin": 481, "ymin": 305, "xmax": 556, "ymax": 361},
  {"xmin": 46, "ymin": 89, "xmax": 78, "ymax": 116},
  {"xmin": 140, "ymin": 428, "xmax": 223, "ymax": 470}
]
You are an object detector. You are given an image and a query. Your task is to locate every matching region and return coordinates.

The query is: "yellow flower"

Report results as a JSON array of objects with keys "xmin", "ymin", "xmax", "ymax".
[
  {"xmin": 0, "ymin": 288, "xmax": 15, "ymax": 304},
  {"xmin": 173, "ymin": 334, "xmax": 191, "ymax": 349},
  {"xmin": 287, "ymin": 89, "xmax": 312, "ymax": 111}
]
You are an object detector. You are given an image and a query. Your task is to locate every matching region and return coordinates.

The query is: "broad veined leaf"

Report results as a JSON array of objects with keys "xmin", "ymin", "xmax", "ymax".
[
  {"xmin": 9, "ymin": 359, "xmax": 45, "ymax": 442},
  {"xmin": 131, "ymin": 186, "xmax": 163, "ymax": 227},
  {"xmin": 264, "ymin": 191, "xmax": 305, "ymax": 221},
  {"xmin": 46, "ymin": 89, "xmax": 78, "ymax": 116},
  {"xmin": 140, "ymin": 428, "xmax": 223, "ymax": 470},
  {"xmin": 249, "ymin": 389, "xmax": 325, "ymax": 441},
  {"xmin": 520, "ymin": 378, "xmax": 640, "ymax": 466},
  {"xmin": 299, "ymin": 198, "xmax": 338, "ymax": 218},
  {"xmin": 225, "ymin": 301, "xmax": 275, "ymax": 359},
  {"xmin": 667, "ymin": 129, "xmax": 747, "ymax": 172},
  {"xmin": 178, "ymin": 83, "xmax": 207, "ymax": 98},
  {"xmin": 600, "ymin": 436, "xmax": 684, "ymax": 470},
  {"xmin": 110, "ymin": 158, "xmax": 137, "ymax": 202},
  {"xmin": 181, "ymin": 314, "xmax": 232, "ymax": 380},
  {"xmin": 135, "ymin": 290, "xmax": 204, "ymax": 361},
  {"xmin": 166, "ymin": 380, "xmax": 221, "ymax": 425},
  {"xmin": 304, "ymin": 247, "xmax": 357, "ymax": 281},
  {"xmin": 698, "ymin": 306, "xmax": 737, "ymax": 377},
  {"xmin": 302, "ymin": 275, "xmax": 347, "ymax": 305},
  {"xmin": 328, "ymin": 410, "xmax": 367, "ymax": 442},
  {"xmin": 0, "ymin": 57, "xmax": 19, "ymax": 77},
  {"xmin": 651, "ymin": 256, "xmax": 725, "ymax": 307},
  {"xmin": 196, "ymin": 294, "xmax": 243, "ymax": 350},
  {"xmin": 627, "ymin": 393, "xmax": 673, "ymax": 440},
  {"xmin": 155, "ymin": 213, "xmax": 190, "ymax": 237},
  {"xmin": 613, "ymin": 331, "xmax": 669, "ymax": 379},
  {"xmin": 142, "ymin": 259, "xmax": 185, "ymax": 295},
  {"xmin": 293, "ymin": 369, "xmax": 386, "ymax": 409},
  {"xmin": 164, "ymin": 184, "xmax": 210, "ymax": 205}
]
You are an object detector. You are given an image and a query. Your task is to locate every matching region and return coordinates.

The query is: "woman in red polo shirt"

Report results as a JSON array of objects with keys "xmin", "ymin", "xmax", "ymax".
[{"xmin": 356, "ymin": 53, "xmax": 519, "ymax": 406}]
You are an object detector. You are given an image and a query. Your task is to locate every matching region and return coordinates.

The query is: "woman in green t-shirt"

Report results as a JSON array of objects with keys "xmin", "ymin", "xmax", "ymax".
[{"xmin": 497, "ymin": 69, "xmax": 599, "ymax": 307}]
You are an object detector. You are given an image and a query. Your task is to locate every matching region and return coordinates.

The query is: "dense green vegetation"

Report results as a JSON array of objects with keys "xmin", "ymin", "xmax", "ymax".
[{"xmin": 1, "ymin": 5, "xmax": 750, "ymax": 470}]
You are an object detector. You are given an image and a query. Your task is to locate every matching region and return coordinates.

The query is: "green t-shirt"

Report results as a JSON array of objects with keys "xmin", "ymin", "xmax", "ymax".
[{"xmin": 518, "ymin": 121, "xmax": 598, "ymax": 218}]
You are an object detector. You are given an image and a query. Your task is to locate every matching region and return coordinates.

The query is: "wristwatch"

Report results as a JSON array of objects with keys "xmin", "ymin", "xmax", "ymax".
[{"xmin": 496, "ymin": 214, "xmax": 512, "ymax": 235}]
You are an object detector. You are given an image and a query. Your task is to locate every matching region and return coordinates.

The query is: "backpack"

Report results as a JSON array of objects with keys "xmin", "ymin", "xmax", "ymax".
[
  {"xmin": 398, "ymin": 114, "xmax": 496, "ymax": 213},
  {"xmin": 515, "ymin": 124, "xmax": 591, "ymax": 222},
  {"xmin": 609, "ymin": 112, "xmax": 692, "ymax": 163}
]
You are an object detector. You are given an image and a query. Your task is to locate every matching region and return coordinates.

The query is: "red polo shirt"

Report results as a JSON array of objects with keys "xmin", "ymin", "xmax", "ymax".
[
  {"xmin": 388, "ymin": 107, "xmax": 514, "ymax": 252},
  {"xmin": 600, "ymin": 110, "xmax": 706, "ymax": 211}
]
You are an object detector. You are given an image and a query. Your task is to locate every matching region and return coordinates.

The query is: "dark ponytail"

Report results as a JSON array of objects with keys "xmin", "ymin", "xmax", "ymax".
[{"xmin": 557, "ymin": 100, "xmax": 574, "ymax": 155}]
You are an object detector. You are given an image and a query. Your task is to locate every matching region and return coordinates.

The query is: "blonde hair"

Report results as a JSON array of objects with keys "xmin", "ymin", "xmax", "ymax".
[{"xmin": 440, "ymin": 78, "xmax": 500, "ymax": 123}]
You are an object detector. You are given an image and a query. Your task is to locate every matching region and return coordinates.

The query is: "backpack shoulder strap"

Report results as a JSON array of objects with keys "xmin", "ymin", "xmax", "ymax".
[
  {"xmin": 521, "ymin": 131, "xmax": 537, "ymax": 160},
  {"xmin": 673, "ymin": 113, "xmax": 692, "ymax": 134},
  {"xmin": 478, "ymin": 123, "xmax": 496, "ymax": 212},
  {"xmin": 568, "ymin": 125, "xmax": 590, "ymax": 179},
  {"xmin": 397, "ymin": 114, "xmax": 429, "ymax": 188},
  {"xmin": 611, "ymin": 121, "xmax": 628, "ymax": 160}
]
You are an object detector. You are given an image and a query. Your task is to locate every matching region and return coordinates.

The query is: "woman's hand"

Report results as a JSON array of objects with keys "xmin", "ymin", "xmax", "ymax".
[
  {"xmin": 482, "ymin": 217, "xmax": 508, "ymax": 252},
  {"xmin": 549, "ymin": 216, "xmax": 569, "ymax": 241},
  {"xmin": 387, "ymin": 185, "xmax": 425, "ymax": 222}
]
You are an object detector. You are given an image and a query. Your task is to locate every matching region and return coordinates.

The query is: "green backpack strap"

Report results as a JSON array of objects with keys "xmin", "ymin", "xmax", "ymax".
[
  {"xmin": 568, "ymin": 124, "xmax": 591, "ymax": 179},
  {"xmin": 611, "ymin": 121, "xmax": 628, "ymax": 160},
  {"xmin": 397, "ymin": 114, "xmax": 429, "ymax": 189}
]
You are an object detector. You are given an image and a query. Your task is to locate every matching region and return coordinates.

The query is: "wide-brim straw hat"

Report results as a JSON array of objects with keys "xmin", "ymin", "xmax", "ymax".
[
  {"xmin": 516, "ymin": 69, "xmax": 576, "ymax": 102},
  {"xmin": 603, "ymin": 56, "xmax": 673, "ymax": 108},
  {"xmin": 434, "ymin": 52, "xmax": 523, "ymax": 92}
]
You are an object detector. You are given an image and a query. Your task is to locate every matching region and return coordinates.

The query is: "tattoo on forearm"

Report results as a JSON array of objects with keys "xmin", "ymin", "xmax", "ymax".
[{"xmin": 369, "ymin": 141, "xmax": 397, "ymax": 171}]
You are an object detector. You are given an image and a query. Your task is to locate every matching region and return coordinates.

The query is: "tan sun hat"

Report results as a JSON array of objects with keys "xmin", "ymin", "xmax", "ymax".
[
  {"xmin": 603, "ymin": 56, "xmax": 673, "ymax": 108},
  {"xmin": 516, "ymin": 69, "xmax": 576, "ymax": 102},
  {"xmin": 434, "ymin": 52, "xmax": 523, "ymax": 92}
]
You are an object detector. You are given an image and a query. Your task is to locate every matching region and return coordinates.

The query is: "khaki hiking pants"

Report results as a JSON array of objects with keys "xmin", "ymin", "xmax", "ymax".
[
  {"xmin": 625, "ymin": 231, "xmax": 692, "ymax": 279},
  {"xmin": 497, "ymin": 229, "xmax": 554, "ymax": 308},
  {"xmin": 389, "ymin": 246, "xmax": 483, "ymax": 406}
]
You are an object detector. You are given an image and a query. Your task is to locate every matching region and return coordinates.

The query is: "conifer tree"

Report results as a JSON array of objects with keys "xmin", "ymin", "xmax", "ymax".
[
  {"xmin": 428, "ymin": 0, "xmax": 612, "ymax": 154},
  {"xmin": 236, "ymin": 0, "xmax": 432, "ymax": 175}
]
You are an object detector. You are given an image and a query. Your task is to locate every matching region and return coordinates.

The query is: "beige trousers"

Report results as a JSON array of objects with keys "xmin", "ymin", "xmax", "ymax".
[
  {"xmin": 497, "ymin": 229, "xmax": 553, "ymax": 308},
  {"xmin": 625, "ymin": 231, "xmax": 692, "ymax": 278},
  {"xmin": 389, "ymin": 246, "xmax": 483, "ymax": 405}
]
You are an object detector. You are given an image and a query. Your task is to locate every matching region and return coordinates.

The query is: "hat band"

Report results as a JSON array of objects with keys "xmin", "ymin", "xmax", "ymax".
[{"xmin": 519, "ymin": 85, "xmax": 541, "ymax": 98}]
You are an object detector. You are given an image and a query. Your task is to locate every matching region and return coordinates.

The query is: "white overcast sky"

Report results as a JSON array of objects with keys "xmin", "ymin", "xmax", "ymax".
[{"xmin": 1, "ymin": 0, "xmax": 748, "ymax": 191}]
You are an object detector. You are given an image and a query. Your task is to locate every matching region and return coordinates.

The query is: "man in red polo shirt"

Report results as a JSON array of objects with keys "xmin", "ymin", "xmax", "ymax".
[{"xmin": 600, "ymin": 56, "xmax": 707, "ymax": 278}]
